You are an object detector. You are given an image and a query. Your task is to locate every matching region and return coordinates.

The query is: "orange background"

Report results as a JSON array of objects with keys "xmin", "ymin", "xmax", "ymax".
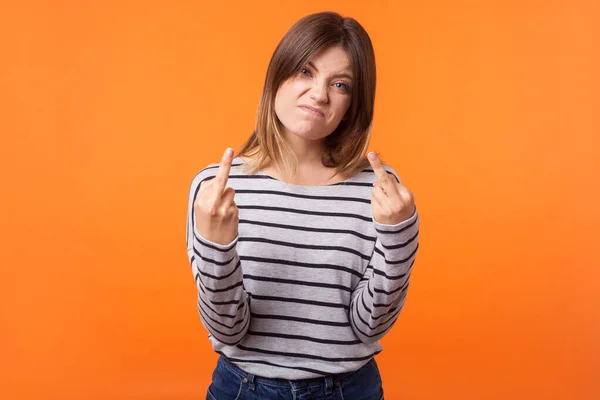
[{"xmin": 1, "ymin": 1, "xmax": 599, "ymax": 399}]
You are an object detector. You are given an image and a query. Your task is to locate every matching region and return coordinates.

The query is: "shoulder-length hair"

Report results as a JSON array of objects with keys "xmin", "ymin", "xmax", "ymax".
[{"xmin": 237, "ymin": 11, "xmax": 377, "ymax": 180}]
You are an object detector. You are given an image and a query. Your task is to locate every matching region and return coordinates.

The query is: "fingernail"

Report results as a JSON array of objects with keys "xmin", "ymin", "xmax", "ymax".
[
  {"xmin": 226, "ymin": 148, "xmax": 233, "ymax": 158},
  {"xmin": 368, "ymin": 152, "xmax": 377, "ymax": 161}
]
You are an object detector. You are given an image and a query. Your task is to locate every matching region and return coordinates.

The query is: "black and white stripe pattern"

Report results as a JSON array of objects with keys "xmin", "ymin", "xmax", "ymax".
[{"xmin": 186, "ymin": 157, "xmax": 420, "ymax": 379}]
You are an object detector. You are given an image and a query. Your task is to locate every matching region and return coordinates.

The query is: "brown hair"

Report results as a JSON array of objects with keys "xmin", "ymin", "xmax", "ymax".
[{"xmin": 237, "ymin": 11, "xmax": 377, "ymax": 179}]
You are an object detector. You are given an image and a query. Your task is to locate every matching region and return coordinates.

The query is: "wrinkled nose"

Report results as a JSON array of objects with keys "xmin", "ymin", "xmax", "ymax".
[{"xmin": 309, "ymin": 82, "xmax": 329, "ymax": 103}]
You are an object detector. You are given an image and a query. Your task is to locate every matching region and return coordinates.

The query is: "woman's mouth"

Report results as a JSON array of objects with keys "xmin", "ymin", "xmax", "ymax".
[{"xmin": 298, "ymin": 105, "xmax": 325, "ymax": 118}]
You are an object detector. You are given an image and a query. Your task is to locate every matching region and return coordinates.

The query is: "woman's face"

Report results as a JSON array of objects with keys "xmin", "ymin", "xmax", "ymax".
[{"xmin": 274, "ymin": 45, "xmax": 353, "ymax": 143}]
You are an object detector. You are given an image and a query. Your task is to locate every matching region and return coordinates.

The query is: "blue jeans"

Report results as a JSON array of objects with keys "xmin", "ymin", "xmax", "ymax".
[{"xmin": 206, "ymin": 355, "xmax": 384, "ymax": 400}]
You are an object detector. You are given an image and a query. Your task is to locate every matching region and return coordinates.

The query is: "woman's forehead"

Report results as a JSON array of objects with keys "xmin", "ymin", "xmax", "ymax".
[{"xmin": 306, "ymin": 46, "xmax": 353, "ymax": 75}]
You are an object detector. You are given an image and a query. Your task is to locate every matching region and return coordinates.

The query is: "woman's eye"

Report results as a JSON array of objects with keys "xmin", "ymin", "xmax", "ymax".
[
  {"xmin": 300, "ymin": 68, "xmax": 311, "ymax": 76},
  {"xmin": 334, "ymin": 82, "xmax": 351, "ymax": 92}
]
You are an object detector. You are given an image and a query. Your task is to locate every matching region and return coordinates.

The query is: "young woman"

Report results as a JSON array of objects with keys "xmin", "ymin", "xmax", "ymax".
[{"xmin": 186, "ymin": 11, "xmax": 420, "ymax": 400}]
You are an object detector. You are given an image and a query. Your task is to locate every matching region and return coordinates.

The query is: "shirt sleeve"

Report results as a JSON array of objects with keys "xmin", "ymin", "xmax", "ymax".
[
  {"xmin": 350, "ymin": 205, "xmax": 420, "ymax": 344},
  {"xmin": 186, "ymin": 169, "xmax": 250, "ymax": 345}
]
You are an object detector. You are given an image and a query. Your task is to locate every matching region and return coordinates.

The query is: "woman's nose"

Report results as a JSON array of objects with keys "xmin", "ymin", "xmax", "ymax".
[{"xmin": 309, "ymin": 82, "xmax": 329, "ymax": 103}]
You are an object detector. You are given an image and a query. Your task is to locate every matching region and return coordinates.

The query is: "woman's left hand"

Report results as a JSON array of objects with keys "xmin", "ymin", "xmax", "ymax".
[{"xmin": 368, "ymin": 152, "xmax": 416, "ymax": 225}]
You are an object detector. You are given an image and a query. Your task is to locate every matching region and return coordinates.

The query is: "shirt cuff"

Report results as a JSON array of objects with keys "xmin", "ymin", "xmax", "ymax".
[{"xmin": 194, "ymin": 224, "xmax": 238, "ymax": 250}]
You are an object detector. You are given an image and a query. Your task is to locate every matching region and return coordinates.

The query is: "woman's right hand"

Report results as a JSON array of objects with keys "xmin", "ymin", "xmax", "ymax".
[{"xmin": 194, "ymin": 148, "xmax": 239, "ymax": 245}]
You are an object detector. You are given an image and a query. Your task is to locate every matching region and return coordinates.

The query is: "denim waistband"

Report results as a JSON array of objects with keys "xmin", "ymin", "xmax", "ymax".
[{"xmin": 218, "ymin": 355, "xmax": 371, "ymax": 389}]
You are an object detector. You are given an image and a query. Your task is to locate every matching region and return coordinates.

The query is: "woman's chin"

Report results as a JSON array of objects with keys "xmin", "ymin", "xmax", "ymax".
[
  {"xmin": 288, "ymin": 131, "xmax": 329, "ymax": 142},
  {"xmin": 282, "ymin": 125, "xmax": 331, "ymax": 142}
]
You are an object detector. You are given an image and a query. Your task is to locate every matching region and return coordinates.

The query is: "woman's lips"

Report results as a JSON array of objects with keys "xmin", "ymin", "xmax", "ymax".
[{"xmin": 298, "ymin": 105, "xmax": 325, "ymax": 117}]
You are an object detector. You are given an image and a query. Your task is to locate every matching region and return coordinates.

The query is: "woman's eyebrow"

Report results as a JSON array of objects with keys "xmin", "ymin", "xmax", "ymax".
[{"xmin": 307, "ymin": 61, "xmax": 353, "ymax": 81}]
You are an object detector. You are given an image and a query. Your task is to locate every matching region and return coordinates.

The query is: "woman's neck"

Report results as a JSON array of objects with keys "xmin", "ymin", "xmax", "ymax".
[{"xmin": 239, "ymin": 154, "xmax": 346, "ymax": 186}]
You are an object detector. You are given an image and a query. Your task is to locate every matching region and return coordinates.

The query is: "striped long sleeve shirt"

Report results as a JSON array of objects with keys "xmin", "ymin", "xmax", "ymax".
[{"xmin": 186, "ymin": 156, "xmax": 420, "ymax": 380}]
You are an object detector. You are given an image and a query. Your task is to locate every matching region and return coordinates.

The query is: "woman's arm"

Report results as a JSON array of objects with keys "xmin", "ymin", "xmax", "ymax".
[
  {"xmin": 350, "ymin": 208, "xmax": 420, "ymax": 344},
  {"xmin": 186, "ymin": 163, "xmax": 250, "ymax": 346},
  {"xmin": 350, "ymin": 153, "xmax": 420, "ymax": 343},
  {"xmin": 189, "ymin": 224, "xmax": 250, "ymax": 345}
]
